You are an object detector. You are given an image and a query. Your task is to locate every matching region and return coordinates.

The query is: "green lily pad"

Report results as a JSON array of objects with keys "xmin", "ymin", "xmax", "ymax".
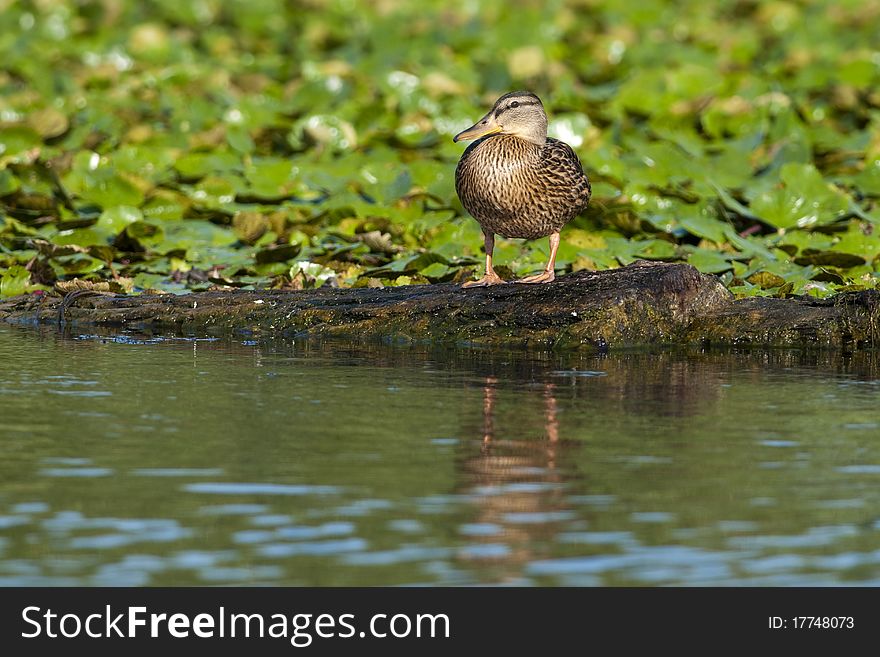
[
  {"xmin": 174, "ymin": 151, "xmax": 242, "ymax": 179},
  {"xmin": 27, "ymin": 108, "xmax": 70, "ymax": 139},
  {"xmin": 137, "ymin": 220, "xmax": 238, "ymax": 255},
  {"xmin": 227, "ymin": 125, "xmax": 255, "ymax": 154},
  {"xmin": 96, "ymin": 206, "xmax": 143, "ymax": 237},
  {"xmin": 747, "ymin": 271, "xmax": 786, "ymax": 289},
  {"xmin": 0, "ymin": 265, "xmax": 32, "ymax": 297},
  {"xmin": 388, "ymin": 251, "xmax": 449, "ymax": 274},
  {"xmin": 0, "ymin": 125, "xmax": 41, "ymax": 160},
  {"xmin": 750, "ymin": 163, "xmax": 850, "ymax": 230},
  {"xmin": 244, "ymin": 158, "xmax": 301, "ymax": 200},
  {"xmin": 290, "ymin": 115, "xmax": 357, "ymax": 153},
  {"xmin": 52, "ymin": 254, "xmax": 106, "ymax": 275},
  {"xmin": 793, "ymin": 252, "xmax": 866, "ymax": 268},
  {"xmin": 188, "ymin": 175, "xmax": 241, "ymax": 208},
  {"xmin": 0, "ymin": 169, "xmax": 21, "ymax": 196},
  {"xmin": 677, "ymin": 205, "xmax": 729, "ymax": 244},
  {"xmin": 852, "ymin": 160, "xmax": 880, "ymax": 197},
  {"xmin": 686, "ymin": 248, "xmax": 736, "ymax": 274},
  {"xmin": 232, "ymin": 211, "xmax": 269, "ymax": 244},
  {"xmin": 419, "ymin": 262, "xmax": 451, "ymax": 279},
  {"xmin": 255, "ymin": 242, "xmax": 301, "ymax": 264},
  {"xmin": 142, "ymin": 190, "xmax": 189, "ymax": 221},
  {"xmin": 51, "ymin": 228, "xmax": 112, "ymax": 248},
  {"xmin": 77, "ymin": 172, "xmax": 146, "ymax": 209}
]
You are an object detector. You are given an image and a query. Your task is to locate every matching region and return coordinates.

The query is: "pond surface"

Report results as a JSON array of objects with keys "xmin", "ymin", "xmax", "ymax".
[{"xmin": 1, "ymin": 324, "xmax": 879, "ymax": 586}]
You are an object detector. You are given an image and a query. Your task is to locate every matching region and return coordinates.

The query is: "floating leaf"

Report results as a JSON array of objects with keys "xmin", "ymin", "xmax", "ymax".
[
  {"xmin": 793, "ymin": 252, "xmax": 866, "ymax": 268},
  {"xmin": 174, "ymin": 152, "xmax": 242, "ymax": 179},
  {"xmin": 507, "ymin": 46, "xmax": 545, "ymax": 80},
  {"xmin": 55, "ymin": 278, "xmax": 132, "ymax": 294},
  {"xmin": 226, "ymin": 125, "xmax": 255, "ymax": 154},
  {"xmin": 291, "ymin": 115, "xmax": 357, "ymax": 152},
  {"xmin": 96, "ymin": 205, "xmax": 143, "ymax": 236},
  {"xmin": 747, "ymin": 271, "xmax": 786, "ymax": 289},
  {"xmin": 255, "ymin": 243, "xmax": 301, "ymax": 264},
  {"xmin": 548, "ymin": 113, "xmax": 592, "ymax": 150},
  {"xmin": 830, "ymin": 226, "xmax": 880, "ymax": 262},
  {"xmin": 635, "ymin": 239, "xmax": 678, "ymax": 260},
  {"xmin": 419, "ymin": 262, "xmax": 451, "ymax": 279},
  {"xmin": 290, "ymin": 261, "xmax": 336, "ymax": 287},
  {"xmin": 244, "ymin": 158, "xmax": 301, "ymax": 200},
  {"xmin": 188, "ymin": 175, "xmax": 240, "ymax": 208},
  {"xmin": 142, "ymin": 189, "xmax": 189, "ymax": 221},
  {"xmin": 27, "ymin": 108, "xmax": 69, "ymax": 139},
  {"xmin": 0, "ymin": 169, "xmax": 21, "ymax": 196},
  {"xmin": 0, "ymin": 265, "xmax": 32, "ymax": 297},
  {"xmin": 686, "ymin": 248, "xmax": 735, "ymax": 274},
  {"xmin": 853, "ymin": 160, "xmax": 880, "ymax": 197},
  {"xmin": 232, "ymin": 211, "xmax": 269, "ymax": 244},
  {"xmin": 388, "ymin": 252, "xmax": 449, "ymax": 274},
  {"xmin": 677, "ymin": 204, "xmax": 728, "ymax": 244},
  {"xmin": 750, "ymin": 163, "xmax": 850, "ymax": 229},
  {"xmin": 0, "ymin": 125, "xmax": 41, "ymax": 160},
  {"xmin": 78, "ymin": 173, "xmax": 146, "ymax": 209},
  {"xmin": 52, "ymin": 254, "xmax": 106, "ymax": 275},
  {"xmin": 360, "ymin": 231, "xmax": 400, "ymax": 255},
  {"xmin": 29, "ymin": 239, "xmax": 88, "ymax": 258},
  {"xmin": 136, "ymin": 220, "xmax": 238, "ymax": 255}
]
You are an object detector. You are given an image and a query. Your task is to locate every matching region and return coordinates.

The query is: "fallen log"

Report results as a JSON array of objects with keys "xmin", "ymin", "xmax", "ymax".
[{"xmin": 1, "ymin": 261, "xmax": 877, "ymax": 349}]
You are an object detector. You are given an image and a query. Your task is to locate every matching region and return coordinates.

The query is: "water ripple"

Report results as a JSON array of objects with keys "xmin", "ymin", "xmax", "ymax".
[
  {"xmin": 836, "ymin": 465, "xmax": 880, "ymax": 474},
  {"xmin": 256, "ymin": 538, "xmax": 367, "ymax": 558},
  {"xmin": 184, "ymin": 482, "xmax": 341, "ymax": 496},
  {"xmin": 40, "ymin": 468, "xmax": 113, "ymax": 478},
  {"xmin": 133, "ymin": 468, "xmax": 224, "ymax": 477}
]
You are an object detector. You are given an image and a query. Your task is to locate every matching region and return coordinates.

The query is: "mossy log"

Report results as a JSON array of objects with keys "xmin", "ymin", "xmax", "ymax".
[{"xmin": 1, "ymin": 261, "xmax": 878, "ymax": 349}]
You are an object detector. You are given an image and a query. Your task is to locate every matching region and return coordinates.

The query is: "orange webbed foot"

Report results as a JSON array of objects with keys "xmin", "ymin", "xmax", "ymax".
[
  {"xmin": 462, "ymin": 273, "xmax": 507, "ymax": 288},
  {"xmin": 514, "ymin": 270, "xmax": 555, "ymax": 284}
]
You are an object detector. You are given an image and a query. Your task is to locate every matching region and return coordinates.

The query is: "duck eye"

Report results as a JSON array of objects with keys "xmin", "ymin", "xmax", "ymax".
[{"xmin": 510, "ymin": 101, "xmax": 520, "ymax": 109}]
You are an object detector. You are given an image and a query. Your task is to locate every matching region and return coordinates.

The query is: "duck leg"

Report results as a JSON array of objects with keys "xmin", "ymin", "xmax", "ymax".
[
  {"xmin": 463, "ymin": 231, "xmax": 506, "ymax": 287},
  {"xmin": 516, "ymin": 231, "xmax": 560, "ymax": 284}
]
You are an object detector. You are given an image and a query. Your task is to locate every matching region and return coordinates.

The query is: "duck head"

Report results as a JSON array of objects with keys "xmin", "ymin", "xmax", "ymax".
[{"xmin": 453, "ymin": 91, "xmax": 548, "ymax": 146}]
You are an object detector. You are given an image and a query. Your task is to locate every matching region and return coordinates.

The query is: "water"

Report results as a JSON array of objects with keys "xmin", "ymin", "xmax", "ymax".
[{"xmin": 1, "ymin": 325, "xmax": 879, "ymax": 586}]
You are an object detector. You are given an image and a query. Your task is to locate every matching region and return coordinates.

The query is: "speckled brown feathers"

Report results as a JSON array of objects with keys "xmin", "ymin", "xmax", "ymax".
[
  {"xmin": 453, "ymin": 91, "xmax": 591, "ymax": 285},
  {"xmin": 455, "ymin": 134, "xmax": 591, "ymax": 240}
]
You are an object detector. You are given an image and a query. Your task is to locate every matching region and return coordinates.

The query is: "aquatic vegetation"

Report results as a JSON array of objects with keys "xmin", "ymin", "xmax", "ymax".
[{"xmin": 1, "ymin": 0, "xmax": 878, "ymax": 298}]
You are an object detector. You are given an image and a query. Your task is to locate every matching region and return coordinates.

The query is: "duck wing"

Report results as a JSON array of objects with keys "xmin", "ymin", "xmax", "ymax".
[{"xmin": 541, "ymin": 137, "xmax": 592, "ymax": 211}]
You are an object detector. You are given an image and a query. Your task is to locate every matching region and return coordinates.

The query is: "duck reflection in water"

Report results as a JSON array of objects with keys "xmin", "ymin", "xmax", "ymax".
[
  {"xmin": 458, "ymin": 377, "xmax": 571, "ymax": 581},
  {"xmin": 478, "ymin": 377, "xmax": 559, "ymax": 462}
]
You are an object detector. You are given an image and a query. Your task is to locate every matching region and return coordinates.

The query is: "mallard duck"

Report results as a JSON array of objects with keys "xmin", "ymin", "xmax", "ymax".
[{"xmin": 454, "ymin": 91, "xmax": 591, "ymax": 286}]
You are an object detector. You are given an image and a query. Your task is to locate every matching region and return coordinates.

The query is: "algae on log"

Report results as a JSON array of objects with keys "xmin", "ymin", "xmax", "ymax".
[{"xmin": 1, "ymin": 261, "xmax": 877, "ymax": 349}]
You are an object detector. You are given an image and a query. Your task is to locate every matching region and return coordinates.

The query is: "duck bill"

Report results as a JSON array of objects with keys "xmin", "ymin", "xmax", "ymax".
[{"xmin": 453, "ymin": 116, "xmax": 502, "ymax": 142}]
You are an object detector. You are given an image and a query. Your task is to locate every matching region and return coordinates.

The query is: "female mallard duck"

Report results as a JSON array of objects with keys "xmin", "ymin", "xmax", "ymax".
[{"xmin": 454, "ymin": 91, "xmax": 591, "ymax": 286}]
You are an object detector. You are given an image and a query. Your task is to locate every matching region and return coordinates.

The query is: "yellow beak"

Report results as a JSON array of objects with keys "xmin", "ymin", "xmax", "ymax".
[{"xmin": 453, "ymin": 114, "xmax": 503, "ymax": 142}]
